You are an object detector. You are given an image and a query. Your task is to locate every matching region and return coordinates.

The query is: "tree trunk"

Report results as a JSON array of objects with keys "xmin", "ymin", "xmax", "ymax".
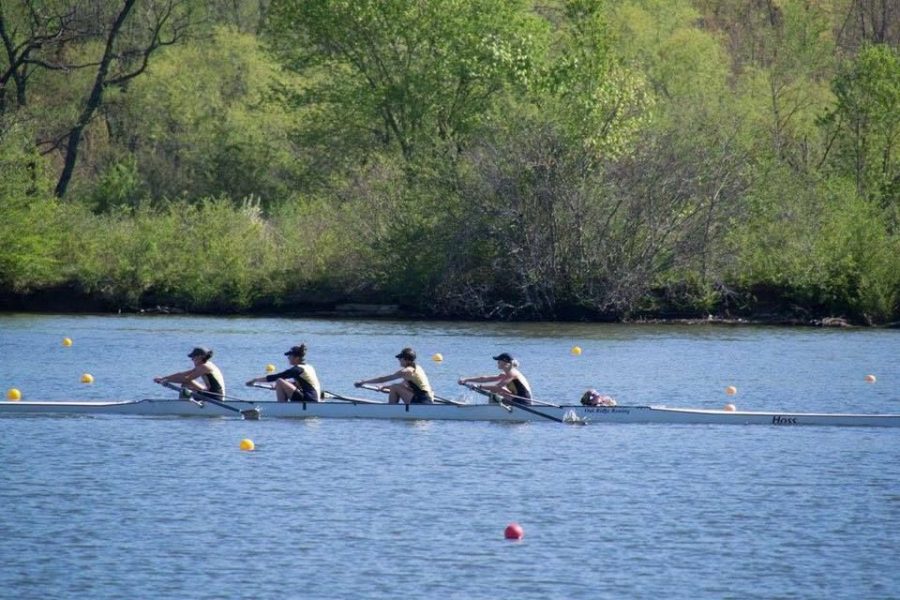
[{"xmin": 55, "ymin": 0, "xmax": 137, "ymax": 198}]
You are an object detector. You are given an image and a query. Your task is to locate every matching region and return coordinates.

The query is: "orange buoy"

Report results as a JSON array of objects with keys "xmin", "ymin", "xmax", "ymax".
[
  {"xmin": 725, "ymin": 386, "xmax": 737, "ymax": 396},
  {"xmin": 865, "ymin": 374, "xmax": 876, "ymax": 383},
  {"xmin": 724, "ymin": 403, "xmax": 737, "ymax": 412}
]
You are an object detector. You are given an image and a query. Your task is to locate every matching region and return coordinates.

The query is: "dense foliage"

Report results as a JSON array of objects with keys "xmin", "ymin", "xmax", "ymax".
[{"xmin": 1, "ymin": 0, "xmax": 898, "ymax": 323}]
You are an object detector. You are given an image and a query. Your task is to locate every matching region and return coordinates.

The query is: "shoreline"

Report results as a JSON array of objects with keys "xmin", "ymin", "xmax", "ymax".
[
  {"xmin": 1, "ymin": 284, "xmax": 895, "ymax": 328},
  {"xmin": 2, "ymin": 301, "xmax": 896, "ymax": 328}
]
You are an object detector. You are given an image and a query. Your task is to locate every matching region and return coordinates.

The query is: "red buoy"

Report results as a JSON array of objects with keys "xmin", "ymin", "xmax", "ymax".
[{"xmin": 504, "ymin": 523, "xmax": 524, "ymax": 540}]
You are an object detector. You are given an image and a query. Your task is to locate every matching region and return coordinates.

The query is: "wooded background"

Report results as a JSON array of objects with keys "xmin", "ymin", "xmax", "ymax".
[{"xmin": 2, "ymin": 0, "xmax": 897, "ymax": 322}]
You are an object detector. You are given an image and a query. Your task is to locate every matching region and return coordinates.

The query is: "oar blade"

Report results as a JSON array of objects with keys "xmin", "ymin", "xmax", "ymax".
[{"xmin": 241, "ymin": 408, "xmax": 262, "ymax": 420}]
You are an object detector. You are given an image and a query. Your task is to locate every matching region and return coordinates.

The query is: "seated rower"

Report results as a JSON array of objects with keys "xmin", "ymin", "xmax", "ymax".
[
  {"xmin": 354, "ymin": 347, "xmax": 434, "ymax": 405},
  {"xmin": 246, "ymin": 344, "xmax": 321, "ymax": 402},
  {"xmin": 154, "ymin": 347, "xmax": 226, "ymax": 400},
  {"xmin": 458, "ymin": 352, "xmax": 533, "ymax": 405}
]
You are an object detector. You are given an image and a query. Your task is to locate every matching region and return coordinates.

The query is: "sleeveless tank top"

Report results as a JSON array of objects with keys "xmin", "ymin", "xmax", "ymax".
[
  {"xmin": 406, "ymin": 364, "xmax": 433, "ymax": 398},
  {"xmin": 202, "ymin": 362, "xmax": 226, "ymax": 397},
  {"xmin": 295, "ymin": 363, "xmax": 322, "ymax": 400}
]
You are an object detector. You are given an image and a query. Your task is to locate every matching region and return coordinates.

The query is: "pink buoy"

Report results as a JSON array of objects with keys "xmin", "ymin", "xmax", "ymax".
[{"xmin": 504, "ymin": 523, "xmax": 524, "ymax": 540}]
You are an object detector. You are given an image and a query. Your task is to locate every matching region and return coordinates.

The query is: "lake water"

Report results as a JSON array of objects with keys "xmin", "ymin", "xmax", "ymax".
[{"xmin": 0, "ymin": 314, "xmax": 898, "ymax": 599}]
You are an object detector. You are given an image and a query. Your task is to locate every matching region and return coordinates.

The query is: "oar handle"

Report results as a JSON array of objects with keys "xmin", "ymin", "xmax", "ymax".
[
  {"xmin": 248, "ymin": 382, "xmax": 275, "ymax": 390},
  {"xmin": 461, "ymin": 382, "xmax": 492, "ymax": 397},
  {"xmin": 357, "ymin": 383, "xmax": 389, "ymax": 394}
]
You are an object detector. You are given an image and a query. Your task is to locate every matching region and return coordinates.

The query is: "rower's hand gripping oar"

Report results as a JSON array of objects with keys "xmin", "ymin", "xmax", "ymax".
[
  {"xmin": 160, "ymin": 381, "xmax": 261, "ymax": 420},
  {"xmin": 357, "ymin": 383, "xmax": 465, "ymax": 406},
  {"xmin": 460, "ymin": 382, "xmax": 585, "ymax": 425}
]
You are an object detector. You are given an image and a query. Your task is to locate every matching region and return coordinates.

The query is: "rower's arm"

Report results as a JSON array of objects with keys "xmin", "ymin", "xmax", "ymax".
[
  {"xmin": 458, "ymin": 374, "xmax": 502, "ymax": 384},
  {"xmin": 153, "ymin": 369, "xmax": 194, "ymax": 383},
  {"xmin": 154, "ymin": 367, "xmax": 198, "ymax": 384},
  {"xmin": 355, "ymin": 370, "xmax": 402, "ymax": 386},
  {"xmin": 263, "ymin": 366, "xmax": 298, "ymax": 382}
]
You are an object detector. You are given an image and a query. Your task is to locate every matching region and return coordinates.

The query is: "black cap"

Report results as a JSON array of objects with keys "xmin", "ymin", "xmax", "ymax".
[
  {"xmin": 188, "ymin": 347, "xmax": 212, "ymax": 358},
  {"xmin": 492, "ymin": 352, "xmax": 514, "ymax": 363},
  {"xmin": 284, "ymin": 345, "xmax": 305, "ymax": 357},
  {"xmin": 395, "ymin": 347, "xmax": 416, "ymax": 360}
]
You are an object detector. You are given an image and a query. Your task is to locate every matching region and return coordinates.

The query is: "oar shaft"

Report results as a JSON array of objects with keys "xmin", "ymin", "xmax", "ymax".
[
  {"xmin": 461, "ymin": 383, "xmax": 567, "ymax": 423},
  {"xmin": 360, "ymin": 383, "xmax": 463, "ymax": 406},
  {"xmin": 323, "ymin": 390, "xmax": 384, "ymax": 404},
  {"xmin": 160, "ymin": 381, "xmax": 260, "ymax": 419}
]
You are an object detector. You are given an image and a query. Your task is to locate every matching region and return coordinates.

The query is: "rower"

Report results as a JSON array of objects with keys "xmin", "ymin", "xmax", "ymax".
[
  {"xmin": 458, "ymin": 352, "xmax": 533, "ymax": 405},
  {"xmin": 354, "ymin": 347, "xmax": 435, "ymax": 404},
  {"xmin": 246, "ymin": 344, "xmax": 322, "ymax": 402},
  {"xmin": 154, "ymin": 346, "xmax": 226, "ymax": 400}
]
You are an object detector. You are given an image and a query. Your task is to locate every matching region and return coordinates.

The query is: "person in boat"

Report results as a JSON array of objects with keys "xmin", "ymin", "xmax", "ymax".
[
  {"xmin": 154, "ymin": 346, "xmax": 225, "ymax": 400},
  {"xmin": 354, "ymin": 347, "xmax": 435, "ymax": 404},
  {"xmin": 458, "ymin": 352, "xmax": 533, "ymax": 405},
  {"xmin": 245, "ymin": 344, "xmax": 322, "ymax": 403},
  {"xmin": 580, "ymin": 389, "xmax": 617, "ymax": 406}
]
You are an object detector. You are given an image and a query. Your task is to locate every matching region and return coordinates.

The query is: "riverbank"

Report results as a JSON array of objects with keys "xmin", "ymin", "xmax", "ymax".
[{"xmin": 3, "ymin": 287, "xmax": 896, "ymax": 328}]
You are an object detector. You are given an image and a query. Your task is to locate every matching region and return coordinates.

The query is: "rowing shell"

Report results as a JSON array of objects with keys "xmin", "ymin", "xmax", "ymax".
[{"xmin": 1, "ymin": 399, "xmax": 898, "ymax": 427}]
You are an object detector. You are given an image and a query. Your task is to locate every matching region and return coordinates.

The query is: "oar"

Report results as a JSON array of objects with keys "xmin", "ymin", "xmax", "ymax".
[
  {"xmin": 476, "ymin": 386, "xmax": 559, "ymax": 407},
  {"xmin": 323, "ymin": 390, "xmax": 386, "ymax": 404},
  {"xmin": 357, "ymin": 383, "xmax": 464, "ymax": 406},
  {"xmin": 461, "ymin": 383, "xmax": 583, "ymax": 425},
  {"xmin": 160, "ymin": 381, "xmax": 261, "ymax": 420},
  {"xmin": 249, "ymin": 382, "xmax": 384, "ymax": 404},
  {"xmin": 433, "ymin": 393, "xmax": 467, "ymax": 406}
]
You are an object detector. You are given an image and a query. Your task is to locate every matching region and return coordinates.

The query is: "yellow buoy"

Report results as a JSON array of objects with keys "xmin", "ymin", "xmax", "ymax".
[
  {"xmin": 265, "ymin": 364, "xmax": 276, "ymax": 373},
  {"xmin": 81, "ymin": 373, "xmax": 94, "ymax": 384},
  {"xmin": 570, "ymin": 346, "xmax": 582, "ymax": 356},
  {"xmin": 864, "ymin": 374, "xmax": 876, "ymax": 384},
  {"xmin": 6, "ymin": 388, "xmax": 22, "ymax": 401},
  {"xmin": 725, "ymin": 385, "xmax": 737, "ymax": 396},
  {"xmin": 431, "ymin": 353, "xmax": 443, "ymax": 363},
  {"xmin": 62, "ymin": 337, "xmax": 73, "ymax": 347},
  {"xmin": 239, "ymin": 438, "xmax": 255, "ymax": 451},
  {"xmin": 724, "ymin": 403, "xmax": 737, "ymax": 412}
]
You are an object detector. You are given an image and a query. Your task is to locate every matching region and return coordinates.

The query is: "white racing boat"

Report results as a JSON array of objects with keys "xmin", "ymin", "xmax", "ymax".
[{"xmin": 1, "ymin": 397, "xmax": 898, "ymax": 426}]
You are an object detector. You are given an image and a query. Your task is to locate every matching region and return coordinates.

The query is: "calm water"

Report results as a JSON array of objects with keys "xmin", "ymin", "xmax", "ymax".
[{"xmin": 1, "ymin": 314, "xmax": 898, "ymax": 599}]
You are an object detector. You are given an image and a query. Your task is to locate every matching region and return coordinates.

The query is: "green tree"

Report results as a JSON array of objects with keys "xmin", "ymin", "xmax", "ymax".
[
  {"xmin": 109, "ymin": 27, "xmax": 305, "ymax": 205},
  {"xmin": 54, "ymin": 0, "xmax": 194, "ymax": 198},
  {"xmin": 536, "ymin": 0, "xmax": 652, "ymax": 161},
  {"xmin": 820, "ymin": 44, "xmax": 900, "ymax": 216},
  {"xmin": 267, "ymin": 0, "xmax": 541, "ymax": 163}
]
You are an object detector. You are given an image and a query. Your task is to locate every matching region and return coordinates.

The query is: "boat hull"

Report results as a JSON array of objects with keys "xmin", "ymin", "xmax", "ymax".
[{"xmin": 0, "ymin": 399, "xmax": 898, "ymax": 427}]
